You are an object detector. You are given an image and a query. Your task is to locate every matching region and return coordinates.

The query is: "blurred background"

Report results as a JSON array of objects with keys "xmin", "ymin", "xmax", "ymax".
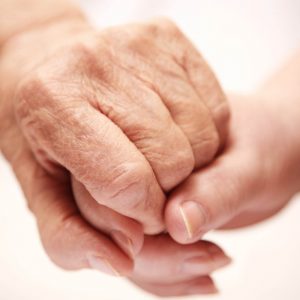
[{"xmin": 1, "ymin": 0, "xmax": 300, "ymax": 299}]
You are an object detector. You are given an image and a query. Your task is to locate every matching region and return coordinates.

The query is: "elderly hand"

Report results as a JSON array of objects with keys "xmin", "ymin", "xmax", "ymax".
[{"xmin": 0, "ymin": 16, "xmax": 229, "ymax": 275}]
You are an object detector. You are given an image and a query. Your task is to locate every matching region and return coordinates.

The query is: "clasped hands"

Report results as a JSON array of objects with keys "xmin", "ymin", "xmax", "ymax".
[{"xmin": 1, "ymin": 17, "xmax": 298, "ymax": 297}]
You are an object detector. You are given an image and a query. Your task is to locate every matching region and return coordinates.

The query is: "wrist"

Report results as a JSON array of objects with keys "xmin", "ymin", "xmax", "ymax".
[
  {"xmin": 255, "ymin": 51, "xmax": 300, "ymax": 192},
  {"xmin": 0, "ymin": 17, "xmax": 92, "ymax": 148},
  {"xmin": 257, "ymin": 93, "xmax": 300, "ymax": 193},
  {"xmin": 230, "ymin": 92, "xmax": 300, "ymax": 196},
  {"xmin": 0, "ymin": 17, "xmax": 92, "ymax": 92},
  {"xmin": 0, "ymin": 0, "xmax": 86, "ymax": 49}
]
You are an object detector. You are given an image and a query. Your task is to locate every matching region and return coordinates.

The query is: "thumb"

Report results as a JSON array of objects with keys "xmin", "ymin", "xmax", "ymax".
[{"xmin": 165, "ymin": 146, "xmax": 258, "ymax": 244}]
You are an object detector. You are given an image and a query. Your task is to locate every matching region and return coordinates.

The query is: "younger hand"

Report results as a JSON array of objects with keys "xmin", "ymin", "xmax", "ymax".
[{"xmin": 164, "ymin": 95, "xmax": 300, "ymax": 243}]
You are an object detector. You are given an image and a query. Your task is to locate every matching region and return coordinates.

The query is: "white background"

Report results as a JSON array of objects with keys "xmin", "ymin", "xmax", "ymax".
[{"xmin": 1, "ymin": 0, "xmax": 300, "ymax": 299}]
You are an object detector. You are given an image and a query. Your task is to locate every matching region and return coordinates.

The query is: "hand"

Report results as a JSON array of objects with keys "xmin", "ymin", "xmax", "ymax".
[
  {"xmin": 164, "ymin": 95, "xmax": 300, "ymax": 243},
  {"xmin": 130, "ymin": 235, "xmax": 231, "ymax": 297},
  {"xmin": 0, "ymin": 17, "xmax": 229, "ymax": 273},
  {"xmin": 72, "ymin": 180, "xmax": 231, "ymax": 296}
]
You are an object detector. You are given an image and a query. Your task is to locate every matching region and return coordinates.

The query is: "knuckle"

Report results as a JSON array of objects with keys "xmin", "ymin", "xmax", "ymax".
[
  {"xmin": 132, "ymin": 17, "xmax": 182, "ymax": 43},
  {"xmin": 14, "ymin": 75, "xmax": 59, "ymax": 145},
  {"xmin": 97, "ymin": 162, "xmax": 153, "ymax": 210},
  {"xmin": 68, "ymin": 41, "xmax": 97, "ymax": 69},
  {"xmin": 169, "ymin": 143, "xmax": 195, "ymax": 182},
  {"xmin": 132, "ymin": 125, "xmax": 195, "ymax": 190},
  {"xmin": 153, "ymin": 142, "xmax": 194, "ymax": 191},
  {"xmin": 194, "ymin": 126, "xmax": 220, "ymax": 166},
  {"xmin": 15, "ymin": 75, "xmax": 48, "ymax": 120},
  {"xmin": 14, "ymin": 75, "xmax": 61, "ymax": 145},
  {"xmin": 150, "ymin": 17, "xmax": 181, "ymax": 36},
  {"xmin": 122, "ymin": 28, "xmax": 148, "ymax": 52}
]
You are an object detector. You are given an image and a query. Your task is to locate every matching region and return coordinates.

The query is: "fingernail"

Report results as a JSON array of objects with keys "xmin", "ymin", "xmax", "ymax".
[
  {"xmin": 179, "ymin": 201, "xmax": 206, "ymax": 240},
  {"xmin": 182, "ymin": 255, "xmax": 211, "ymax": 275},
  {"xmin": 187, "ymin": 283, "xmax": 219, "ymax": 295},
  {"xmin": 111, "ymin": 230, "xmax": 135, "ymax": 258},
  {"xmin": 182, "ymin": 255, "xmax": 231, "ymax": 275},
  {"xmin": 207, "ymin": 245, "xmax": 232, "ymax": 266},
  {"xmin": 213, "ymin": 254, "xmax": 232, "ymax": 268},
  {"xmin": 87, "ymin": 255, "xmax": 120, "ymax": 276}
]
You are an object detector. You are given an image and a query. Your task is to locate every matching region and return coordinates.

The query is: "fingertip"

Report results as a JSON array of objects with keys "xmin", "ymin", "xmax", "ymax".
[
  {"xmin": 143, "ymin": 217, "xmax": 165, "ymax": 235},
  {"xmin": 132, "ymin": 276, "xmax": 219, "ymax": 297},
  {"xmin": 111, "ymin": 221, "xmax": 144, "ymax": 258},
  {"xmin": 40, "ymin": 211, "xmax": 134, "ymax": 276},
  {"xmin": 188, "ymin": 276, "xmax": 219, "ymax": 295},
  {"xmin": 187, "ymin": 282, "xmax": 219, "ymax": 295},
  {"xmin": 165, "ymin": 197, "xmax": 207, "ymax": 244},
  {"xmin": 87, "ymin": 176, "xmax": 166, "ymax": 237}
]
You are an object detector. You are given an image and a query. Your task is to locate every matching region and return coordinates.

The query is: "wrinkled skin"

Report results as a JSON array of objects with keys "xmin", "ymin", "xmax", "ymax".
[
  {"xmin": 74, "ymin": 93, "xmax": 300, "ymax": 296},
  {"xmin": 0, "ymin": 17, "xmax": 229, "ymax": 287},
  {"xmin": 0, "ymin": 18, "xmax": 229, "ymax": 233},
  {"xmin": 1, "ymin": 11, "xmax": 299, "ymax": 297}
]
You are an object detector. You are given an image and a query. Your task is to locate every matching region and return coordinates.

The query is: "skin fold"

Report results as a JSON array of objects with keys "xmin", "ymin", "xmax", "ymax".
[
  {"xmin": 72, "ymin": 176, "xmax": 231, "ymax": 296},
  {"xmin": 1, "ymin": 0, "xmax": 300, "ymax": 297},
  {"xmin": 0, "ymin": 15, "xmax": 229, "ymax": 234},
  {"xmin": 74, "ymin": 84, "xmax": 300, "ymax": 295},
  {"xmin": 0, "ymin": 0, "xmax": 230, "ymax": 295}
]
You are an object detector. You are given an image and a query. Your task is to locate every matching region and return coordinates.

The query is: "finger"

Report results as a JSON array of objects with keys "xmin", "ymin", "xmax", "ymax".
[
  {"xmin": 71, "ymin": 177, "xmax": 232, "ymax": 281},
  {"xmin": 84, "ymin": 49, "xmax": 195, "ymax": 190},
  {"xmin": 181, "ymin": 44, "xmax": 230, "ymax": 147},
  {"xmin": 137, "ymin": 17, "xmax": 229, "ymax": 147},
  {"xmin": 2, "ymin": 127, "xmax": 133, "ymax": 276},
  {"xmin": 132, "ymin": 235, "xmax": 231, "ymax": 284},
  {"xmin": 19, "ymin": 156, "xmax": 133, "ymax": 275},
  {"xmin": 105, "ymin": 25, "xmax": 220, "ymax": 169},
  {"xmin": 147, "ymin": 69, "xmax": 220, "ymax": 168},
  {"xmin": 131, "ymin": 276, "xmax": 218, "ymax": 297},
  {"xmin": 147, "ymin": 17, "xmax": 230, "ymax": 146},
  {"xmin": 165, "ymin": 146, "xmax": 258, "ymax": 244},
  {"xmin": 155, "ymin": 76, "xmax": 220, "ymax": 169},
  {"xmin": 72, "ymin": 176, "xmax": 144, "ymax": 258},
  {"xmin": 15, "ymin": 74, "xmax": 165, "ymax": 234},
  {"xmin": 219, "ymin": 201, "xmax": 288, "ymax": 229}
]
